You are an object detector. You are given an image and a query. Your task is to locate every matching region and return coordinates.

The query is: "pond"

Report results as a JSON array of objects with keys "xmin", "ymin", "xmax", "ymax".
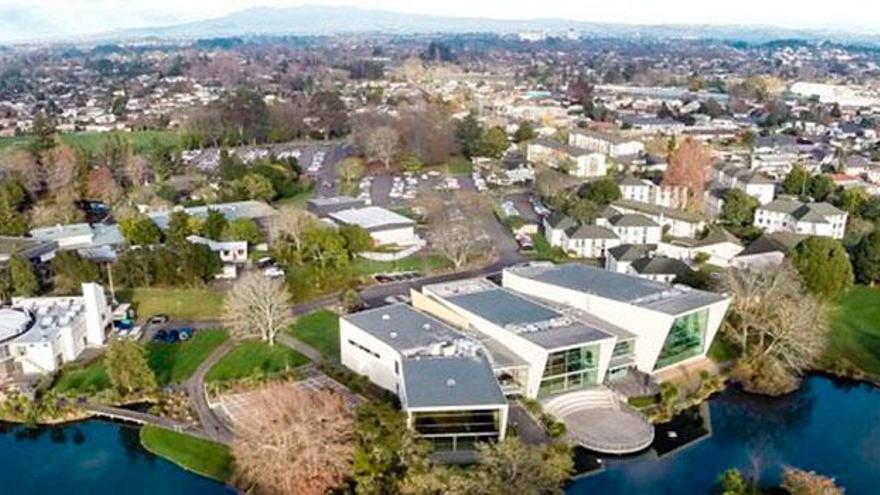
[
  {"xmin": 568, "ymin": 375, "xmax": 880, "ymax": 494},
  {"xmin": 0, "ymin": 419, "xmax": 233, "ymax": 494}
]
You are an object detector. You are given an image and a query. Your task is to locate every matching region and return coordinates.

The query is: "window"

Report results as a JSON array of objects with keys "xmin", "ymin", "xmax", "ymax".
[
  {"xmin": 347, "ymin": 339, "xmax": 380, "ymax": 359},
  {"xmin": 538, "ymin": 344, "xmax": 600, "ymax": 398},
  {"xmin": 654, "ymin": 310, "xmax": 709, "ymax": 370}
]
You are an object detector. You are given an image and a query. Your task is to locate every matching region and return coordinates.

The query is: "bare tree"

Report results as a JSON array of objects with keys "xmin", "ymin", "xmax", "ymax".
[
  {"xmin": 232, "ymin": 386, "xmax": 355, "ymax": 495},
  {"xmin": 420, "ymin": 190, "xmax": 490, "ymax": 269},
  {"xmin": 722, "ymin": 264, "xmax": 828, "ymax": 395},
  {"xmin": 44, "ymin": 144, "xmax": 80, "ymax": 197},
  {"xmin": 338, "ymin": 157, "xmax": 366, "ymax": 185},
  {"xmin": 86, "ymin": 166, "xmax": 123, "ymax": 204},
  {"xmin": 364, "ymin": 125, "xmax": 400, "ymax": 170},
  {"xmin": 268, "ymin": 207, "xmax": 318, "ymax": 252},
  {"xmin": 225, "ymin": 271, "xmax": 292, "ymax": 346},
  {"xmin": 397, "ymin": 102, "xmax": 457, "ymax": 165},
  {"xmin": 0, "ymin": 148, "xmax": 41, "ymax": 194}
]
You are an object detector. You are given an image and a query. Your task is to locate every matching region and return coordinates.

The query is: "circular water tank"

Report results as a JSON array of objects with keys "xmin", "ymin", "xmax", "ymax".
[{"xmin": 0, "ymin": 308, "xmax": 33, "ymax": 343}]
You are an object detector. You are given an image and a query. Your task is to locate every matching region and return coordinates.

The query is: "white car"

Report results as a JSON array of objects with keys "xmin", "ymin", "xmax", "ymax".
[{"xmin": 264, "ymin": 266, "xmax": 286, "ymax": 278}]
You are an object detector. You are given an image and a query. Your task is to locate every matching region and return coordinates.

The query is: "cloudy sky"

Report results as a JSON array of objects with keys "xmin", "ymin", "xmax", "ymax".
[{"xmin": 2, "ymin": 0, "xmax": 879, "ymax": 41}]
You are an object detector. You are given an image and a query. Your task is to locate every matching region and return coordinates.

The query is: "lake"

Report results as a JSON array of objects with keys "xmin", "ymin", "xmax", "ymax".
[
  {"xmin": 568, "ymin": 375, "xmax": 880, "ymax": 494},
  {"xmin": 0, "ymin": 419, "xmax": 233, "ymax": 495}
]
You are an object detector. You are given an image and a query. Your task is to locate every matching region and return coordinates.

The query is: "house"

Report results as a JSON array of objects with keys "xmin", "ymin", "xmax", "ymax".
[
  {"xmin": 328, "ymin": 206, "xmax": 420, "ymax": 246},
  {"xmin": 732, "ymin": 232, "xmax": 807, "ymax": 269},
  {"xmin": 29, "ymin": 223, "xmax": 125, "ymax": 262},
  {"xmin": 558, "ymin": 225, "xmax": 620, "ymax": 258},
  {"xmin": 619, "ymin": 176, "xmax": 653, "ymax": 203},
  {"xmin": 618, "ymin": 176, "xmax": 689, "ymax": 209},
  {"xmin": 754, "ymin": 197, "xmax": 847, "ymax": 239},
  {"xmin": 715, "ymin": 164, "xmax": 776, "ymax": 205},
  {"xmin": 657, "ymin": 228, "xmax": 744, "ymax": 268},
  {"xmin": 598, "ymin": 214, "xmax": 662, "ymax": 245},
  {"xmin": 605, "ymin": 244, "xmax": 657, "ymax": 274},
  {"xmin": 339, "ymin": 304, "xmax": 508, "ymax": 455},
  {"xmin": 0, "ymin": 237, "xmax": 58, "ymax": 265},
  {"xmin": 0, "ymin": 283, "xmax": 111, "ymax": 377},
  {"xmin": 610, "ymin": 199, "xmax": 708, "ymax": 238},
  {"xmin": 628, "ymin": 255, "xmax": 692, "ymax": 283},
  {"xmin": 525, "ymin": 139, "xmax": 607, "ymax": 178},
  {"xmin": 543, "ymin": 213, "xmax": 578, "ymax": 247},
  {"xmin": 569, "ymin": 129, "xmax": 645, "ymax": 158}
]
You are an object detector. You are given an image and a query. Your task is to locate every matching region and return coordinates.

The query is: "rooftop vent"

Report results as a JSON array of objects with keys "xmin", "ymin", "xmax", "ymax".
[
  {"xmin": 422, "ymin": 323, "xmax": 431, "ymax": 330},
  {"xmin": 446, "ymin": 378, "xmax": 456, "ymax": 387},
  {"xmin": 382, "ymin": 314, "xmax": 390, "ymax": 321},
  {"xmin": 390, "ymin": 331, "xmax": 398, "ymax": 339}
]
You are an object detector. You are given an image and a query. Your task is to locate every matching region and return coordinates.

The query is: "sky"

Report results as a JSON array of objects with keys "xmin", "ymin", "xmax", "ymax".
[{"xmin": 2, "ymin": 0, "xmax": 880, "ymax": 41}]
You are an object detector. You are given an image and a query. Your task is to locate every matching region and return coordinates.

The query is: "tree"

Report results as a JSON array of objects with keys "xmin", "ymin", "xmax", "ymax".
[
  {"xmin": 222, "ymin": 218, "xmax": 264, "ymax": 245},
  {"xmin": 105, "ymin": 338, "xmax": 157, "ymax": 396},
  {"xmin": 232, "ymin": 386, "xmax": 354, "ymax": 495},
  {"xmin": 791, "ymin": 237, "xmax": 854, "ymax": 300},
  {"xmin": 580, "ymin": 177, "xmax": 621, "ymax": 206},
  {"xmin": 269, "ymin": 207, "xmax": 318, "ymax": 259},
  {"xmin": 29, "ymin": 112, "xmax": 57, "ymax": 156},
  {"xmin": 781, "ymin": 467, "xmax": 844, "ymax": 495},
  {"xmin": 854, "ymin": 230, "xmax": 880, "ymax": 285},
  {"xmin": 397, "ymin": 102, "xmax": 457, "ymax": 165},
  {"xmin": 166, "ymin": 210, "xmax": 193, "ymax": 245},
  {"xmin": 364, "ymin": 126, "xmax": 400, "ymax": 170},
  {"xmin": 836, "ymin": 187, "xmax": 867, "ymax": 215},
  {"xmin": 352, "ymin": 401, "xmax": 416, "ymax": 494},
  {"xmin": 717, "ymin": 468, "xmax": 747, "ymax": 495},
  {"xmin": 9, "ymin": 255, "xmax": 39, "ymax": 297},
  {"xmin": 225, "ymin": 271, "xmax": 291, "ymax": 346},
  {"xmin": 782, "ymin": 165, "xmax": 811, "ymax": 196},
  {"xmin": 119, "ymin": 213, "xmax": 163, "ymax": 246},
  {"xmin": 400, "ymin": 154, "xmax": 424, "ymax": 173},
  {"xmin": 720, "ymin": 189, "xmax": 760, "ymax": 227},
  {"xmin": 51, "ymin": 251, "xmax": 101, "ymax": 294},
  {"xmin": 471, "ymin": 438, "xmax": 572, "ymax": 495},
  {"xmin": 512, "ymin": 122, "xmax": 536, "ymax": 143},
  {"xmin": 567, "ymin": 198, "xmax": 602, "ymax": 224},
  {"xmin": 85, "ymin": 167, "xmax": 123, "ymax": 204},
  {"xmin": 455, "ymin": 112, "xmax": 484, "ymax": 159},
  {"xmin": 200, "ymin": 209, "xmax": 229, "ymax": 241},
  {"xmin": 673, "ymin": 267, "xmax": 715, "ymax": 291},
  {"xmin": 309, "ymin": 91, "xmax": 348, "ymax": 139},
  {"xmin": 339, "ymin": 157, "xmax": 366, "ymax": 184},
  {"xmin": 177, "ymin": 243, "xmax": 222, "ymax": 286},
  {"xmin": 808, "ymin": 175, "xmax": 835, "ymax": 202},
  {"xmin": 664, "ymin": 138, "xmax": 713, "ymax": 212},
  {"xmin": 479, "ymin": 127, "xmax": 510, "ymax": 159},
  {"xmin": 235, "ymin": 173, "xmax": 276, "ymax": 202},
  {"xmin": 722, "ymin": 264, "xmax": 827, "ymax": 395},
  {"xmin": 420, "ymin": 190, "xmax": 489, "ymax": 269},
  {"xmin": 339, "ymin": 225, "xmax": 373, "ymax": 255},
  {"xmin": 0, "ymin": 189, "xmax": 28, "ymax": 236}
]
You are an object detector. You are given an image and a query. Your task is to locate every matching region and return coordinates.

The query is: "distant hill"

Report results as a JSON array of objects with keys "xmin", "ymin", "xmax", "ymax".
[{"xmin": 7, "ymin": 4, "xmax": 880, "ymax": 46}]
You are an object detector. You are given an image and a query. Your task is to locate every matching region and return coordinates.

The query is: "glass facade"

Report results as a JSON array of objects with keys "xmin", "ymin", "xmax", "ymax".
[
  {"xmin": 412, "ymin": 410, "xmax": 501, "ymax": 452},
  {"xmin": 654, "ymin": 310, "xmax": 709, "ymax": 370},
  {"xmin": 538, "ymin": 344, "xmax": 600, "ymax": 398}
]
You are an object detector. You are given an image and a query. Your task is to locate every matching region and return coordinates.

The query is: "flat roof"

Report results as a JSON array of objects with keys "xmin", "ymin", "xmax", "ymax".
[
  {"xmin": 506, "ymin": 263, "xmax": 727, "ymax": 316},
  {"xmin": 402, "ymin": 356, "xmax": 507, "ymax": 409},
  {"xmin": 148, "ymin": 201, "xmax": 276, "ymax": 230},
  {"xmin": 342, "ymin": 303, "xmax": 461, "ymax": 352},
  {"xmin": 329, "ymin": 206, "xmax": 415, "ymax": 231},
  {"xmin": 7, "ymin": 296, "xmax": 87, "ymax": 345},
  {"xmin": 442, "ymin": 285, "xmax": 613, "ymax": 349},
  {"xmin": 0, "ymin": 308, "xmax": 32, "ymax": 343}
]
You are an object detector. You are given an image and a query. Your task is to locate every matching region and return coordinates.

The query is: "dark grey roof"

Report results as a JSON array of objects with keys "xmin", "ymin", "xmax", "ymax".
[
  {"xmin": 402, "ymin": 356, "xmax": 506, "ymax": 409},
  {"xmin": 342, "ymin": 304, "xmax": 461, "ymax": 352},
  {"xmin": 618, "ymin": 175, "xmax": 647, "ymax": 187},
  {"xmin": 566, "ymin": 225, "xmax": 618, "ymax": 240},
  {"xmin": 446, "ymin": 288, "xmax": 613, "ymax": 349},
  {"xmin": 507, "ymin": 262, "xmax": 727, "ymax": 315},
  {"xmin": 612, "ymin": 199, "xmax": 706, "ymax": 223},
  {"xmin": 739, "ymin": 232, "xmax": 807, "ymax": 257},
  {"xmin": 607, "ymin": 244, "xmax": 656, "ymax": 261},
  {"xmin": 630, "ymin": 256, "xmax": 692, "ymax": 276},
  {"xmin": 609, "ymin": 214, "xmax": 658, "ymax": 228},
  {"xmin": 545, "ymin": 212, "xmax": 576, "ymax": 230}
]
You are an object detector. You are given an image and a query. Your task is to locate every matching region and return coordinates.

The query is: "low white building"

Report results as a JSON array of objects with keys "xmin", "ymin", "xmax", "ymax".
[
  {"xmin": 715, "ymin": 164, "xmax": 777, "ymax": 205},
  {"xmin": 525, "ymin": 139, "xmax": 607, "ymax": 178},
  {"xmin": 598, "ymin": 214, "xmax": 662, "ymax": 245},
  {"xmin": 754, "ymin": 197, "xmax": 847, "ymax": 239},
  {"xmin": 340, "ymin": 304, "xmax": 508, "ymax": 455},
  {"xmin": 329, "ymin": 206, "xmax": 420, "ymax": 246},
  {"xmin": 186, "ymin": 235, "xmax": 248, "ymax": 264},
  {"xmin": 556, "ymin": 225, "xmax": 620, "ymax": 258},
  {"xmin": 569, "ymin": 129, "xmax": 645, "ymax": 158},
  {"xmin": 610, "ymin": 199, "xmax": 708, "ymax": 239},
  {"xmin": 0, "ymin": 283, "xmax": 111, "ymax": 377},
  {"xmin": 657, "ymin": 228, "xmax": 744, "ymax": 268}
]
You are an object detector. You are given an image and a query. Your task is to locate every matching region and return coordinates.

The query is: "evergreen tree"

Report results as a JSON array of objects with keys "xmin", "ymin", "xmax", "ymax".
[
  {"xmin": 9, "ymin": 255, "xmax": 39, "ymax": 297},
  {"xmin": 512, "ymin": 122, "xmax": 536, "ymax": 143},
  {"xmin": 854, "ymin": 230, "xmax": 880, "ymax": 285},
  {"xmin": 200, "ymin": 209, "xmax": 229, "ymax": 240},
  {"xmin": 166, "ymin": 210, "xmax": 193, "ymax": 245},
  {"xmin": 782, "ymin": 165, "xmax": 811, "ymax": 196},
  {"xmin": 792, "ymin": 237, "xmax": 854, "ymax": 300},
  {"xmin": 105, "ymin": 339, "xmax": 157, "ymax": 396}
]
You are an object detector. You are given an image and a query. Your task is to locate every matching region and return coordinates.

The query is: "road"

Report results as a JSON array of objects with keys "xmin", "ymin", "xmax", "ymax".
[{"xmin": 312, "ymin": 143, "xmax": 355, "ymax": 198}]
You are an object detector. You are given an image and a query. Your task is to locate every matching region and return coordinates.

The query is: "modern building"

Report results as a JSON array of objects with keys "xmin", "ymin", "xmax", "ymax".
[
  {"xmin": 0, "ymin": 283, "xmax": 111, "ymax": 377},
  {"xmin": 339, "ymin": 304, "xmax": 508, "ymax": 455},
  {"xmin": 328, "ymin": 206, "xmax": 420, "ymax": 246},
  {"xmin": 754, "ymin": 197, "xmax": 847, "ymax": 239}
]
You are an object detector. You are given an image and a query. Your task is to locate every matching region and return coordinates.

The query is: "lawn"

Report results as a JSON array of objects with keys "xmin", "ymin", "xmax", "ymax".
[
  {"xmin": 288, "ymin": 310, "xmax": 340, "ymax": 359},
  {"xmin": 352, "ymin": 255, "xmax": 451, "ymax": 276},
  {"xmin": 139, "ymin": 425, "xmax": 233, "ymax": 482},
  {"xmin": 205, "ymin": 340, "xmax": 309, "ymax": 383},
  {"xmin": 121, "ymin": 287, "xmax": 226, "ymax": 321},
  {"xmin": 443, "ymin": 156, "xmax": 474, "ymax": 176},
  {"xmin": 147, "ymin": 329, "xmax": 230, "ymax": 385},
  {"xmin": 824, "ymin": 286, "xmax": 880, "ymax": 378},
  {"xmin": 528, "ymin": 233, "xmax": 568, "ymax": 263},
  {"xmin": 0, "ymin": 130, "xmax": 180, "ymax": 153},
  {"xmin": 54, "ymin": 359, "xmax": 111, "ymax": 395}
]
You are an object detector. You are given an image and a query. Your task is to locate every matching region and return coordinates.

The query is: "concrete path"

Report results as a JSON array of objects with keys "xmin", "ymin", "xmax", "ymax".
[
  {"xmin": 508, "ymin": 402, "xmax": 549, "ymax": 446},
  {"xmin": 276, "ymin": 333, "xmax": 323, "ymax": 363},
  {"xmin": 184, "ymin": 339, "xmax": 237, "ymax": 444}
]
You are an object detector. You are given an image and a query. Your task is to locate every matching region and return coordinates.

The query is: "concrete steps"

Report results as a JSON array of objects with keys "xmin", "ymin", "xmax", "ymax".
[{"xmin": 542, "ymin": 388, "xmax": 620, "ymax": 419}]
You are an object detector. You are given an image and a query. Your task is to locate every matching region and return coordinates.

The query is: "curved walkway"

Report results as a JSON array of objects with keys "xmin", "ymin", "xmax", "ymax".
[
  {"xmin": 84, "ymin": 404, "xmax": 217, "ymax": 443},
  {"xmin": 184, "ymin": 339, "xmax": 237, "ymax": 444}
]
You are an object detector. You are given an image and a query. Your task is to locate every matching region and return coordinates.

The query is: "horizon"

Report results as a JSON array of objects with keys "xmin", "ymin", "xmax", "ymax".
[{"xmin": 2, "ymin": 1, "xmax": 880, "ymax": 44}]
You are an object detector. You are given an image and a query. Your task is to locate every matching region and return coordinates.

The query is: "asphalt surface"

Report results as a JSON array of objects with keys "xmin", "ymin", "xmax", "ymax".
[
  {"xmin": 309, "ymin": 143, "xmax": 355, "ymax": 198},
  {"xmin": 185, "ymin": 339, "xmax": 237, "ymax": 444}
]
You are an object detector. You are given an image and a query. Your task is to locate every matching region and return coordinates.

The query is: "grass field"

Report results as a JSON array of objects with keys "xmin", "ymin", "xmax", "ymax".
[
  {"xmin": 443, "ymin": 156, "xmax": 474, "ymax": 176},
  {"xmin": 147, "ymin": 329, "xmax": 230, "ymax": 385},
  {"xmin": 824, "ymin": 286, "xmax": 880, "ymax": 378},
  {"xmin": 121, "ymin": 287, "xmax": 226, "ymax": 321},
  {"xmin": 54, "ymin": 359, "xmax": 112, "ymax": 395},
  {"xmin": 0, "ymin": 130, "xmax": 180, "ymax": 154},
  {"xmin": 139, "ymin": 425, "xmax": 233, "ymax": 482},
  {"xmin": 288, "ymin": 310, "xmax": 340, "ymax": 359},
  {"xmin": 351, "ymin": 255, "xmax": 451, "ymax": 276},
  {"xmin": 205, "ymin": 340, "xmax": 309, "ymax": 383}
]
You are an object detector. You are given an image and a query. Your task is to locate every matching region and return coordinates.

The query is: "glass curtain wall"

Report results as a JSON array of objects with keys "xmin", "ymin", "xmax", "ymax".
[
  {"xmin": 538, "ymin": 344, "xmax": 600, "ymax": 398},
  {"xmin": 412, "ymin": 409, "xmax": 501, "ymax": 452},
  {"xmin": 654, "ymin": 310, "xmax": 708, "ymax": 370}
]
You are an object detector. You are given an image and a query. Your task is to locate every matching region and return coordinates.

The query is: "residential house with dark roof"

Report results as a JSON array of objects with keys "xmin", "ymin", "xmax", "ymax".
[
  {"xmin": 657, "ymin": 228, "xmax": 744, "ymax": 268},
  {"xmin": 754, "ymin": 197, "xmax": 847, "ymax": 239}
]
